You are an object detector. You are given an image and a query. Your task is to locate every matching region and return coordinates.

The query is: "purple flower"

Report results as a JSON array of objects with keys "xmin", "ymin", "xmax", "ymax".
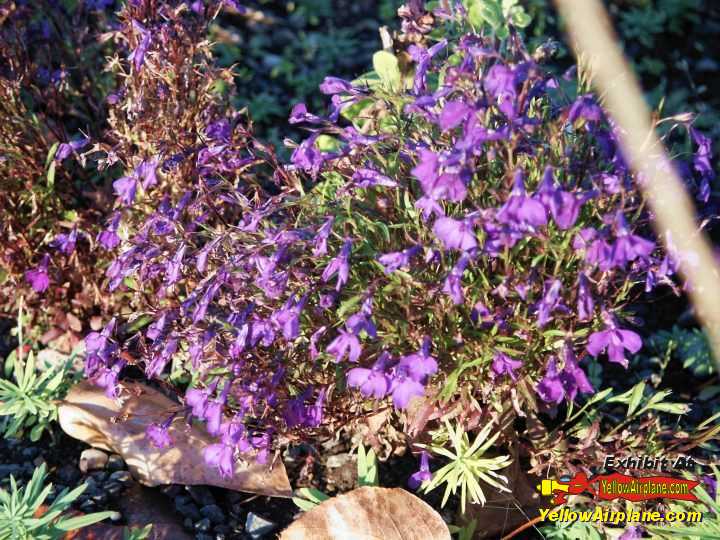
[
  {"xmin": 703, "ymin": 475, "xmax": 717, "ymax": 499},
  {"xmin": 146, "ymin": 421, "xmax": 173, "ymax": 449},
  {"xmin": 289, "ymin": 103, "xmax": 324, "ymax": 125},
  {"xmin": 55, "ymin": 137, "xmax": 89, "ymax": 162},
  {"xmin": 538, "ymin": 167, "xmax": 586, "ymax": 230},
  {"xmin": 313, "ymin": 217, "xmax": 335, "ymax": 257},
  {"xmin": 352, "ymin": 168, "xmax": 397, "ymax": 188},
  {"xmin": 347, "ymin": 354, "xmax": 393, "ymax": 399},
  {"xmin": 577, "ymin": 273, "xmax": 595, "ymax": 322},
  {"xmin": 130, "ymin": 20, "xmax": 152, "ymax": 71},
  {"xmin": 691, "ymin": 127, "xmax": 714, "ymax": 180},
  {"xmin": 113, "ymin": 175, "xmax": 137, "ymax": 205},
  {"xmin": 442, "ymin": 253, "xmax": 471, "ymax": 304},
  {"xmin": 618, "ymin": 525, "xmax": 643, "ymax": 540},
  {"xmin": 25, "ymin": 254, "xmax": 50, "ymax": 293},
  {"xmin": 326, "ymin": 328, "xmax": 362, "ymax": 363},
  {"xmin": 408, "ymin": 39, "xmax": 447, "ymax": 94},
  {"xmin": 415, "ymin": 196, "xmax": 444, "ymax": 221},
  {"xmin": 98, "ymin": 213, "xmax": 122, "ymax": 250},
  {"xmin": 321, "ymin": 239, "xmax": 352, "ymax": 291},
  {"xmin": 536, "ymin": 347, "xmax": 593, "ymax": 403},
  {"xmin": 272, "ymin": 295, "xmax": 306, "ymax": 341},
  {"xmin": 568, "ymin": 94, "xmax": 603, "ymax": 125},
  {"xmin": 136, "ymin": 159, "xmax": 158, "ymax": 190},
  {"xmin": 203, "ymin": 443, "xmax": 234, "ymax": 478},
  {"xmin": 319, "ymin": 76, "xmax": 355, "ymax": 95},
  {"xmin": 398, "ymin": 337, "xmax": 438, "ymax": 383},
  {"xmin": 433, "ymin": 217, "xmax": 477, "ymax": 251},
  {"xmin": 484, "ymin": 64, "xmax": 518, "ymax": 118},
  {"xmin": 390, "ymin": 377, "xmax": 426, "ymax": 409},
  {"xmin": 497, "ymin": 170, "xmax": 547, "ymax": 228},
  {"xmin": 492, "ymin": 352, "xmax": 522, "ymax": 381},
  {"xmin": 164, "ymin": 245, "xmax": 186, "ymax": 286},
  {"xmin": 587, "ymin": 325, "xmax": 642, "ymax": 368},
  {"xmin": 378, "ymin": 245, "xmax": 421, "ymax": 274},
  {"xmin": 439, "ymin": 100, "xmax": 472, "ymax": 131},
  {"xmin": 408, "ymin": 451, "xmax": 432, "ymax": 489},
  {"xmin": 204, "ymin": 401, "xmax": 224, "ymax": 435},
  {"xmin": 537, "ymin": 279, "xmax": 562, "ymax": 328},
  {"xmin": 186, "ymin": 387, "xmax": 211, "ymax": 418}
]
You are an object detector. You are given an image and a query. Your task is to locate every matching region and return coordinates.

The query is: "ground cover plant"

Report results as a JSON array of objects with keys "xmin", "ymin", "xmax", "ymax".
[
  {"xmin": 0, "ymin": 0, "xmax": 718, "ymax": 539},
  {"xmin": 0, "ymin": 0, "xmax": 120, "ymax": 334}
]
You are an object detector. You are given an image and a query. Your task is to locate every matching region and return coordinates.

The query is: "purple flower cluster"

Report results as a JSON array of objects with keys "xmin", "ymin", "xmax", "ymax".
[{"xmin": 82, "ymin": 1, "xmax": 715, "ymax": 479}]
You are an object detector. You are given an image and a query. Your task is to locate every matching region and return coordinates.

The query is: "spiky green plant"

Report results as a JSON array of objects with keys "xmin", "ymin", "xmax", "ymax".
[
  {"xmin": 418, "ymin": 421, "xmax": 512, "ymax": 512},
  {"xmin": 0, "ymin": 464, "xmax": 115, "ymax": 540}
]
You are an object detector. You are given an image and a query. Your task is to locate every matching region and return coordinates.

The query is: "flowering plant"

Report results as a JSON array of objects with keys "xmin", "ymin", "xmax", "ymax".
[
  {"xmin": 86, "ymin": 0, "xmax": 714, "ymax": 486},
  {"xmin": 0, "ymin": 0, "xmax": 116, "ymax": 325}
]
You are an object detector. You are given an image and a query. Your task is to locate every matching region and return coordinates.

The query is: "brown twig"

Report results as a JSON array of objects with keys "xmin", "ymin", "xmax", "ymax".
[{"xmin": 500, "ymin": 515, "xmax": 544, "ymax": 540}]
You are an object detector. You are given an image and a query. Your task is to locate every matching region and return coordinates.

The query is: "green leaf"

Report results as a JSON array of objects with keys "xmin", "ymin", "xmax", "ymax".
[
  {"xmin": 292, "ymin": 487, "xmax": 330, "ymax": 511},
  {"xmin": 357, "ymin": 444, "xmax": 378, "ymax": 487},
  {"xmin": 468, "ymin": 0, "xmax": 504, "ymax": 30},
  {"xmin": 54, "ymin": 510, "xmax": 117, "ymax": 531},
  {"xmin": 372, "ymin": 51, "xmax": 402, "ymax": 92},
  {"xmin": 46, "ymin": 161, "xmax": 56, "ymax": 190},
  {"xmin": 627, "ymin": 382, "xmax": 646, "ymax": 416}
]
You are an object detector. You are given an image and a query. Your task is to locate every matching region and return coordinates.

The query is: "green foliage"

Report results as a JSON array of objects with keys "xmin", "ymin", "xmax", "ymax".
[
  {"xmin": 649, "ymin": 326, "xmax": 715, "ymax": 377},
  {"xmin": 123, "ymin": 524, "xmax": 154, "ymax": 540},
  {"xmin": 0, "ymin": 464, "xmax": 115, "ymax": 540},
  {"xmin": 357, "ymin": 444, "xmax": 379, "ymax": 487},
  {"xmin": 417, "ymin": 421, "xmax": 511, "ymax": 512},
  {"xmin": 292, "ymin": 487, "xmax": 332, "ymax": 511},
  {"xmin": 292, "ymin": 443, "xmax": 378, "ymax": 510},
  {"xmin": 0, "ymin": 304, "xmax": 73, "ymax": 441},
  {"xmin": 646, "ymin": 466, "xmax": 720, "ymax": 539},
  {"xmin": 465, "ymin": 0, "xmax": 531, "ymax": 38}
]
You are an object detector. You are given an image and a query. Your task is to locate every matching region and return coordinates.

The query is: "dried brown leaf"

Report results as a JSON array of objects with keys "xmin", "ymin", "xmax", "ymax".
[
  {"xmin": 279, "ymin": 486, "xmax": 451, "ymax": 540},
  {"xmin": 58, "ymin": 381, "xmax": 291, "ymax": 497}
]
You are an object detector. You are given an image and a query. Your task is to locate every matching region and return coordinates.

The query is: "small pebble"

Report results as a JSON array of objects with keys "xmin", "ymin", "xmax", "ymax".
[
  {"xmin": 79, "ymin": 449, "xmax": 108, "ymax": 473},
  {"xmin": 245, "ymin": 512, "xmax": 277, "ymax": 540},
  {"xmin": 200, "ymin": 504, "xmax": 225, "ymax": 525},
  {"xmin": 57, "ymin": 464, "xmax": 81, "ymax": 484},
  {"xmin": 106, "ymin": 454, "xmax": 125, "ymax": 471},
  {"xmin": 105, "ymin": 482, "xmax": 124, "ymax": 497},
  {"xmin": 186, "ymin": 485, "xmax": 216, "ymax": 506},
  {"xmin": 79, "ymin": 500, "xmax": 96, "ymax": 513},
  {"xmin": 195, "ymin": 518, "xmax": 211, "ymax": 532},
  {"xmin": 0, "ymin": 464, "xmax": 22, "ymax": 479},
  {"xmin": 109, "ymin": 470, "xmax": 133, "ymax": 485}
]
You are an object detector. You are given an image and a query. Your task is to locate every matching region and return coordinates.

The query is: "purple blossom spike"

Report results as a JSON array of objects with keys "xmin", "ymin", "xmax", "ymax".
[
  {"xmin": 321, "ymin": 239, "xmax": 352, "ymax": 291},
  {"xmin": 586, "ymin": 325, "xmax": 642, "ymax": 368},
  {"xmin": 398, "ymin": 337, "xmax": 438, "ymax": 383},
  {"xmin": 497, "ymin": 170, "xmax": 547, "ymax": 228},
  {"xmin": 577, "ymin": 273, "xmax": 595, "ymax": 322},
  {"xmin": 203, "ymin": 443, "xmax": 234, "ymax": 478},
  {"xmin": 347, "ymin": 354, "xmax": 393, "ymax": 399},
  {"xmin": 537, "ymin": 346, "xmax": 593, "ymax": 403},
  {"xmin": 408, "ymin": 451, "xmax": 432, "ymax": 489},
  {"xmin": 98, "ymin": 212, "xmax": 122, "ymax": 250},
  {"xmin": 378, "ymin": 245, "xmax": 421, "ymax": 274},
  {"xmin": 326, "ymin": 328, "xmax": 362, "ymax": 363},
  {"xmin": 433, "ymin": 217, "xmax": 477, "ymax": 251},
  {"xmin": 352, "ymin": 168, "xmax": 397, "ymax": 188},
  {"xmin": 536, "ymin": 279, "xmax": 562, "ymax": 328},
  {"xmin": 113, "ymin": 175, "xmax": 137, "ymax": 205},
  {"xmin": 146, "ymin": 418, "xmax": 173, "ymax": 449},
  {"xmin": 491, "ymin": 352, "xmax": 522, "ymax": 381},
  {"xmin": 25, "ymin": 254, "xmax": 50, "ymax": 293}
]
